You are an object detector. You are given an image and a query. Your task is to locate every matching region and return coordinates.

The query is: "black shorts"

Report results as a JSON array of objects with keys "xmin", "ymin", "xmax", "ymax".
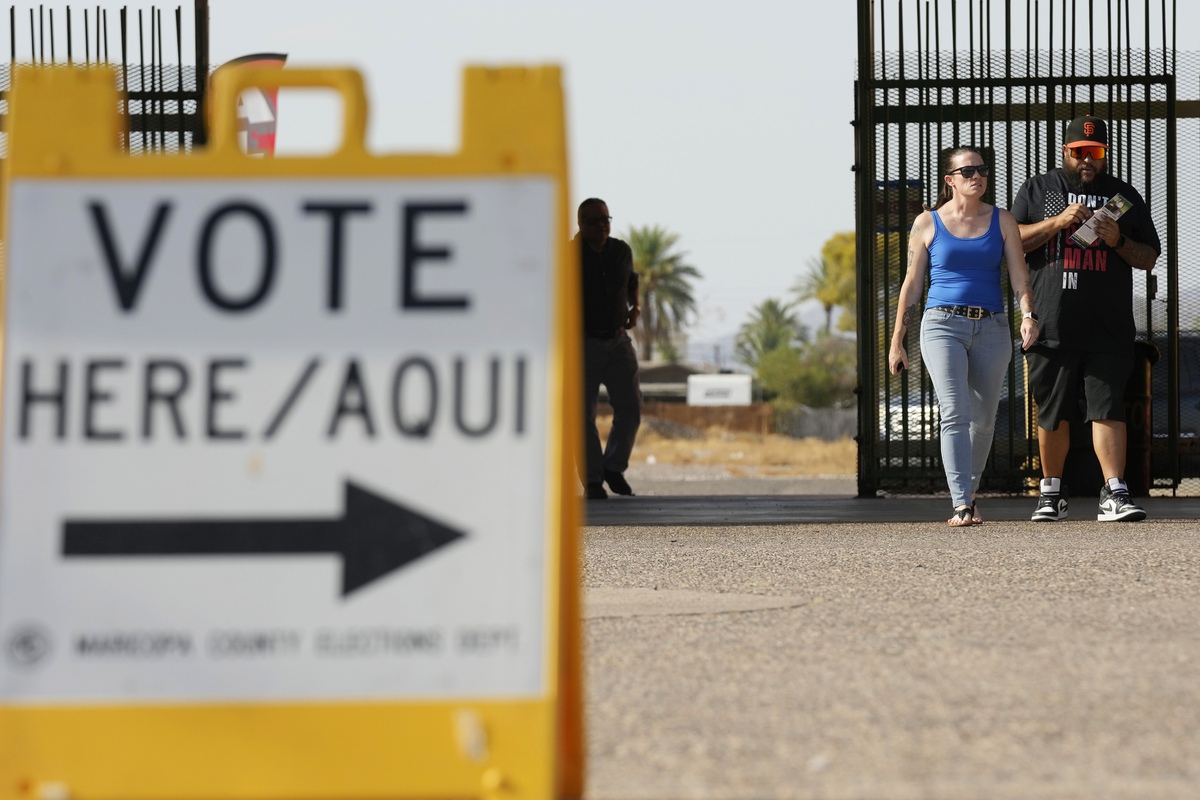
[{"xmin": 1024, "ymin": 347, "xmax": 1133, "ymax": 431}]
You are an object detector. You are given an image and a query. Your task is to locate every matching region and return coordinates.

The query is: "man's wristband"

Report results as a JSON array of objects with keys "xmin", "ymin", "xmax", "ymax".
[{"xmin": 1116, "ymin": 233, "xmax": 1128, "ymax": 250}]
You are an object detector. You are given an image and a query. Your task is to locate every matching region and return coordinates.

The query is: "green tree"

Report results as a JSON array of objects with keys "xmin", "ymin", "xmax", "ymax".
[
  {"xmin": 754, "ymin": 333, "xmax": 857, "ymax": 411},
  {"xmin": 794, "ymin": 333, "xmax": 858, "ymax": 407},
  {"xmin": 735, "ymin": 298, "xmax": 807, "ymax": 370},
  {"xmin": 627, "ymin": 225, "xmax": 701, "ymax": 361},
  {"xmin": 792, "ymin": 256, "xmax": 841, "ymax": 335},
  {"xmin": 795, "ymin": 231, "xmax": 857, "ymax": 334}
]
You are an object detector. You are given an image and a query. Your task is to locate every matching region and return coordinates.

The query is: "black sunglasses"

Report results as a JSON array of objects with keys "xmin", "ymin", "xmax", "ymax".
[{"xmin": 946, "ymin": 164, "xmax": 991, "ymax": 179}]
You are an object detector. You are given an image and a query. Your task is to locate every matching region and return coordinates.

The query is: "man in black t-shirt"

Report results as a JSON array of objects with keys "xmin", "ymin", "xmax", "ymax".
[
  {"xmin": 1012, "ymin": 115, "xmax": 1161, "ymax": 522},
  {"xmin": 576, "ymin": 197, "xmax": 642, "ymax": 500}
]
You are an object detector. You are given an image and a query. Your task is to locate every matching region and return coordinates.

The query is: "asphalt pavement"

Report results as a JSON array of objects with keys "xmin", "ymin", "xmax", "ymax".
[{"xmin": 580, "ymin": 468, "xmax": 1200, "ymax": 799}]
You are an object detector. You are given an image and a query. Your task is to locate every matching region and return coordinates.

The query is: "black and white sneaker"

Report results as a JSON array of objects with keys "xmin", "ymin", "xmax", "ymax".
[
  {"xmin": 1097, "ymin": 485, "xmax": 1146, "ymax": 522},
  {"xmin": 1031, "ymin": 479, "xmax": 1068, "ymax": 522},
  {"xmin": 1032, "ymin": 491, "xmax": 1068, "ymax": 521}
]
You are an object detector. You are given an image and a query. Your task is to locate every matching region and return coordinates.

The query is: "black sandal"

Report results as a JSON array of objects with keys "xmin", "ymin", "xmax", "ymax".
[
  {"xmin": 971, "ymin": 501, "xmax": 983, "ymax": 524},
  {"xmin": 948, "ymin": 506, "xmax": 974, "ymax": 527}
]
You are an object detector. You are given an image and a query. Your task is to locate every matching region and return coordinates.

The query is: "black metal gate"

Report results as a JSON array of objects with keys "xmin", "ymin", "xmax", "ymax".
[
  {"xmin": 1, "ymin": 1, "xmax": 210, "ymax": 154},
  {"xmin": 855, "ymin": 0, "xmax": 1198, "ymax": 498}
]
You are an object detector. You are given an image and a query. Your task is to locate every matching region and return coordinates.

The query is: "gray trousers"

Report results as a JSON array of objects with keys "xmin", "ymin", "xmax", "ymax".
[{"xmin": 582, "ymin": 332, "xmax": 643, "ymax": 484}]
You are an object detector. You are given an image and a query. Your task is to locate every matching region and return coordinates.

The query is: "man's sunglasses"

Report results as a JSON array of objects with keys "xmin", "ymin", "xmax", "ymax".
[
  {"xmin": 1067, "ymin": 145, "xmax": 1107, "ymax": 160},
  {"xmin": 946, "ymin": 164, "xmax": 990, "ymax": 179}
]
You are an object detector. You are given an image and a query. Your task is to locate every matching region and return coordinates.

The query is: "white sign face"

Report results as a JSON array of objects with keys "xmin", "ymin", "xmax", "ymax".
[
  {"xmin": 686, "ymin": 374, "xmax": 752, "ymax": 407},
  {"xmin": 0, "ymin": 177, "xmax": 556, "ymax": 703}
]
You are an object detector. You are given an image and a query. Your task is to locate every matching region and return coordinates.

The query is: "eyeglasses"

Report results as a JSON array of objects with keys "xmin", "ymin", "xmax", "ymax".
[
  {"xmin": 582, "ymin": 215, "xmax": 612, "ymax": 224},
  {"xmin": 1067, "ymin": 145, "xmax": 1107, "ymax": 160},
  {"xmin": 946, "ymin": 164, "xmax": 990, "ymax": 179}
]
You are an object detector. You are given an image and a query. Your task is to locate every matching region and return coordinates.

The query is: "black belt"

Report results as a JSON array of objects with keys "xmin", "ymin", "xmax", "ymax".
[
  {"xmin": 928, "ymin": 305, "xmax": 997, "ymax": 320},
  {"xmin": 586, "ymin": 328, "xmax": 622, "ymax": 340}
]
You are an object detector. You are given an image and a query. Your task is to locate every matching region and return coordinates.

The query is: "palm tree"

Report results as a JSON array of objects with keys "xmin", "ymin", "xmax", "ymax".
[
  {"xmin": 627, "ymin": 225, "xmax": 701, "ymax": 361},
  {"xmin": 793, "ymin": 233, "xmax": 857, "ymax": 335},
  {"xmin": 792, "ymin": 256, "xmax": 842, "ymax": 335},
  {"xmin": 735, "ymin": 298, "xmax": 807, "ymax": 369}
]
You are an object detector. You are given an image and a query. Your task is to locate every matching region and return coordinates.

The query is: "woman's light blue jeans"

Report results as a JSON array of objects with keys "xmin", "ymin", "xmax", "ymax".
[{"xmin": 920, "ymin": 308, "xmax": 1013, "ymax": 509}]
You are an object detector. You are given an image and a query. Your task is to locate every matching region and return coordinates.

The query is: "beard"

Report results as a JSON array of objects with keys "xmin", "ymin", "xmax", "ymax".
[{"xmin": 1064, "ymin": 160, "xmax": 1107, "ymax": 193}]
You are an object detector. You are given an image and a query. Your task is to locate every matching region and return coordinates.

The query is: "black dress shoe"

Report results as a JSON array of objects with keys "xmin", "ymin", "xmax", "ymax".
[
  {"xmin": 586, "ymin": 482, "xmax": 608, "ymax": 500},
  {"xmin": 604, "ymin": 470, "xmax": 634, "ymax": 496}
]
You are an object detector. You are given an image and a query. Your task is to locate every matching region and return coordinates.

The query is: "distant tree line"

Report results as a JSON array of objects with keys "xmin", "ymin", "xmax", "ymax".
[
  {"xmin": 621, "ymin": 224, "xmax": 858, "ymax": 412},
  {"xmin": 736, "ymin": 231, "xmax": 857, "ymax": 411}
]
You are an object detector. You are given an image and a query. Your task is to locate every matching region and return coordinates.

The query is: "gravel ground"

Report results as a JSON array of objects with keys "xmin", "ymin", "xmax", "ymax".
[{"xmin": 581, "ymin": 517, "xmax": 1200, "ymax": 799}]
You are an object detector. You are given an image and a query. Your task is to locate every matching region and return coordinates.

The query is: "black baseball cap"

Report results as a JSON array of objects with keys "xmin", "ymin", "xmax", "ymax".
[{"xmin": 1065, "ymin": 115, "xmax": 1108, "ymax": 147}]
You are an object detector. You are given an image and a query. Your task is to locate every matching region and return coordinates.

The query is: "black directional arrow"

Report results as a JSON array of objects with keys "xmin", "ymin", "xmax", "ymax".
[{"xmin": 62, "ymin": 482, "xmax": 466, "ymax": 597}]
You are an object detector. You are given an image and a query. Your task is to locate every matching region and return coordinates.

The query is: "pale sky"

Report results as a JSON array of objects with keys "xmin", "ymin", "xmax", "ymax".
[
  {"xmin": 206, "ymin": 1, "xmax": 860, "ymax": 366},
  {"xmin": 143, "ymin": 1, "xmax": 1200, "ymax": 365}
]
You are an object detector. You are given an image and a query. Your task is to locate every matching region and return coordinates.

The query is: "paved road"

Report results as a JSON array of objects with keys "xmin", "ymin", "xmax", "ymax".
[{"xmin": 580, "ymin": 474, "xmax": 1200, "ymax": 799}]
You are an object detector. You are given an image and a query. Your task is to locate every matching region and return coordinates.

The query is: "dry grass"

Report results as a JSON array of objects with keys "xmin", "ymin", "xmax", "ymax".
[{"xmin": 598, "ymin": 416, "xmax": 856, "ymax": 476}]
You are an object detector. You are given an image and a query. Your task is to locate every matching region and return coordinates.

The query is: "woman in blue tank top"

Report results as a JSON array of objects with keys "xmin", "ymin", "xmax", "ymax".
[{"xmin": 888, "ymin": 147, "xmax": 1040, "ymax": 526}]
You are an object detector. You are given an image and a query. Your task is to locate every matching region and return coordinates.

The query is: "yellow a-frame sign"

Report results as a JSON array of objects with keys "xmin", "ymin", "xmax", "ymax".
[{"xmin": 0, "ymin": 65, "xmax": 583, "ymax": 800}]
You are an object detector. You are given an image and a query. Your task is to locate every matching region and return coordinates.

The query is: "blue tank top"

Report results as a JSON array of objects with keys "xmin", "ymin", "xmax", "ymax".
[{"xmin": 924, "ymin": 206, "xmax": 1004, "ymax": 311}]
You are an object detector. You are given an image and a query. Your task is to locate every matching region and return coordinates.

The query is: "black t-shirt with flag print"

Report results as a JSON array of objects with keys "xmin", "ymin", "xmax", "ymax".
[{"xmin": 1010, "ymin": 168, "xmax": 1161, "ymax": 356}]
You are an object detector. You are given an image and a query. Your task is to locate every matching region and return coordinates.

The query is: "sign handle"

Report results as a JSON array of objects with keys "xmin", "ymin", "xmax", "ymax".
[{"xmin": 209, "ymin": 67, "xmax": 368, "ymax": 158}]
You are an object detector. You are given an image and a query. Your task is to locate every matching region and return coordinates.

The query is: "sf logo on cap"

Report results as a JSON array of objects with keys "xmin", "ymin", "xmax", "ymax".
[{"xmin": 1084, "ymin": 121, "xmax": 1096, "ymax": 137}]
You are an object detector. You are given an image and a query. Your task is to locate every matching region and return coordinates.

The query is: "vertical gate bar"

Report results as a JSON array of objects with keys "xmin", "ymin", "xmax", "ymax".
[
  {"xmin": 160, "ymin": 6, "xmax": 166, "ymax": 148},
  {"xmin": 882, "ymin": 2, "xmax": 898, "ymax": 459},
  {"xmin": 11, "ymin": 7, "xmax": 16, "ymax": 64},
  {"xmin": 1027, "ymin": 0, "xmax": 1040, "ymax": 446},
  {"xmin": 987, "ymin": 0, "xmax": 994, "ymax": 153},
  {"xmin": 1158, "ymin": 0, "xmax": 1165, "ymax": 73},
  {"xmin": 1047, "ymin": 0, "xmax": 1053, "ymax": 89},
  {"xmin": 917, "ymin": 0, "xmax": 923, "ymax": 217},
  {"xmin": 968, "ymin": 0, "xmax": 974, "ymax": 142},
  {"xmin": 156, "ymin": 7, "xmax": 164, "ymax": 152},
  {"xmin": 1169, "ymin": 0, "xmax": 1174, "ymax": 72},
  {"xmin": 951, "ymin": 0, "xmax": 959, "ymax": 143},
  {"xmin": 1028, "ymin": 0, "xmax": 1034, "ymax": 176},
  {"xmin": 1003, "ymin": 0, "xmax": 1019, "ymax": 471},
  {"xmin": 899, "ymin": 0, "xmax": 917, "ymax": 454},
  {"xmin": 38, "ymin": 4, "xmax": 42, "ymax": 63},
  {"xmin": 49, "ymin": 8, "xmax": 53, "ymax": 62},
  {"xmin": 1087, "ymin": 0, "xmax": 1095, "ymax": 110},
  {"xmin": 1120, "ymin": 0, "xmax": 1127, "ymax": 178},
  {"xmin": 66, "ymin": 7, "xmax": 71, "ymax": 64},
  {"xmin": 147, "ymin": 7, "xmax": 153, "ymax": 153},
  {"xmin": 194, "ymin": 0, "xmax": 209, "ymax": 146},
  {"xmin": 138, "ymin": 9, "xmax": 145, "ymax": 153},
  {"xmin": 102, "ymin": 8, "xmax": 107, "ymax": 61},
  {"xmin": 29, "ymin": 8, "xmax": 34, "ymax": 64},
  {"xmin": 985, "ymin": 0, "xmax": 992, "ymax": 156},
  {"xmin": 1069, "ymin": 0, "xmax": 1076, "ymax": 111},
  {"xmin": 1153, "ymin": 0, "xmax": 1177, "ymax": 488},
  {"xmin": 854, "ymin": 0, "xmax": 883, "ymax": 494},
  {"xmin": 935, "ymin": 0, "xmax": 942, "ymax": 167},
  {"xmin": 1141, "ymin": 0, "xmax": 1148, "ymax": 79},
  {"xmin": 1048, "ymin": 0, "xmax": 1059, "ymax": 169},
  {"xmin": 177, "ymin": 6, "xmax": 185, "ymax": 151},
  {"xmin": 1166, "ymin": 73, "xmax": 1179, "ymax": 487},
  {"xmin": 94, "ymin": 4, "xmax": 99, "ymax": 63},
  {"xmin": 153, "ymin": 5, "xmax": 158, "ymax": 151},
  {"xmin": 855, "ymin": 0, "xmax": 878, "ymax": 496},
  {"xmin": 1106, "ymin": 0, "xmax": 1114, "ymax": 134},
  {"xmin": 149, "ymin": 7, "xmax": 156, "ymax": 153},
  {"xmin": 120, "ymin": 7, "xmax": 128, "ymax": 150},
  {"xmin": 925, "ymin": 0, "xmax": 932, "ymax": 213},
  {"xmin": 924, "ymin": 0, "xmax": 936, "ymax": 469}
]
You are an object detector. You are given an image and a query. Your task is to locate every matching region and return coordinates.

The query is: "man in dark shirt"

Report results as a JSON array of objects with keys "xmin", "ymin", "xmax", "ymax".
[
  {"xmin": 1012, "ymin": 115, "xmax": 1161, "ymax": 522},
  {"xmin": 577, "ymin": 197, "xmax": 642, "ymax": 499}
]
